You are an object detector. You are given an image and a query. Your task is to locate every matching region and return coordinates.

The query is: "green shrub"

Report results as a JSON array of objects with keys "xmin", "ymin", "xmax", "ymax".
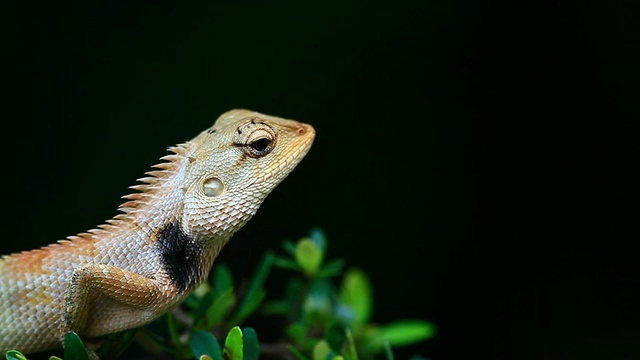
[{"xmin": 7, "ymin": 228, "xmax": 435, "ymax": 360}]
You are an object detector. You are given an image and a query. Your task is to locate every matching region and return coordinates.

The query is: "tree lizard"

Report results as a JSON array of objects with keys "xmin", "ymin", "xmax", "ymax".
[{"xmin": 0, "ymin": 109, "xmax": 315, "ymax": 356}]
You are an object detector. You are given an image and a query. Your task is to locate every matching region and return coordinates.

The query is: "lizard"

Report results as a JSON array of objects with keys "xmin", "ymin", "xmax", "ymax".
[{"xmin": 0, "ymin": 109, "xmax": 315, "ymax": 356}]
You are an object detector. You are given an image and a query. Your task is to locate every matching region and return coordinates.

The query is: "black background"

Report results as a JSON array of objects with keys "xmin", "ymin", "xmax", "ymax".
[{"xmin": 3, "ymin": 1, "xmax": 639, "ymax": 359}]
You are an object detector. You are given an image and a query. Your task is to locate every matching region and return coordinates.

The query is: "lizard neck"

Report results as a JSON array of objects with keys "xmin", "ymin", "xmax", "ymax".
[
  {"xmin": 154, "ymin": 220, "xmax": 226, "ymax": 293},
  {"xmin": 116, "ymin": 144, "xmax": 248, "ymax": 293}
]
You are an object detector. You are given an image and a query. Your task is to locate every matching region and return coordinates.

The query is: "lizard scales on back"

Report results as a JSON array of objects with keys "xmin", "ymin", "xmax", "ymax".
[{"xmin": 0, "ymin": 109, "xmax": 315, "ymax": 355}]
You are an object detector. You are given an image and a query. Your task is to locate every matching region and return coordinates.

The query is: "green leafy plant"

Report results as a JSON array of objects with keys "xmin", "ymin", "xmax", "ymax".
[{"xmin": 6, "ymin": 228, "xmax": 434, "ymax": 360}]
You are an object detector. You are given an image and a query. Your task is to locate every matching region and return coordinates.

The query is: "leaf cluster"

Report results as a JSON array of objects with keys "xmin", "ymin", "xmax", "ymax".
[{"xmin": 6, "ymin": 228, "xmax": 434, "ymax": 360}]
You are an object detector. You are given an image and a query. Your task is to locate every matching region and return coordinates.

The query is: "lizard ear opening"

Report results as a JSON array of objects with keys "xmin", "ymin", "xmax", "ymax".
[{"xmin": 203, "ymin": 177, "xmax": 224, "ymax": 197}]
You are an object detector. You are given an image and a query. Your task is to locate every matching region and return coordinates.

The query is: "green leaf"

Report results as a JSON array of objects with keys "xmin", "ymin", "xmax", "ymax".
[
  {"xmin": 287, "ymin": 345, "xmax": 309, "ymax": 360},
  {"xmin": 287, "ymin": 322, "xmax": 308, "ymax": 343},
  {"xmin": 303, "ymin": 280, "xmax": 333, "ymax": 325},
  {"xmin": 5, "ymin": 350, "xmax": 28, "ymax": 360},
  {"xmin": 283, "ymin": 277, "xmax": 304, "ymax": 307},
  {"xmin": 242, "ymin": 327, "xmax": 260, "ymax": 360},
  {"xmin": 308, "ymin": 227, "xmax": 327, "ymax": 256},
  {"xmin": 232, "ymin": 251, "xmax": 274, "ymax": 324},
  {"xmin": 183, "ymin": 293, "xmax": 202, "ymax": 309},
  {"xmin": 200, "ymin": 356, "xmax": 214, "ymax": 360},
  {"xmin": 260, "ymin": 299, "xmax": 289, "ymax": 315},
  {"xmin": 295, "ymin": 239, "xmax": 323, "ymax": 276},
  {"xmin": 194, "ymin": 281, "xmax": 213, "ymax": 298},
  {"xmin": 312, "ymin": 340, "xmax": 334, "ymax": 360},
  {"xmin": 236, "ymin": 289, "xmax": 266, "ymax": 323},
  {"xmin": 324, "ymin": 324, "xmax": 347, "ymax": 353},
  {"xmin": 185, "ymin": 282, "xmax": 214, "ymax": 309},
  {"xmin": 205, "ymin": 288, "xmax": 236, "ymax": 327},
  {"xmin": 365, "ymin": 321, "xmax": 436, "ymax": 353},
  {"xmin": 213, "ymin": 264, "xmax": 234, "ymax": 297},
  {"xmin": 63, "ymin": 332, "xmax": 90, "ymax": 360},
  {"xmin": 339, "ymin": 268, "xmax": 372, "ymax": 325},
  {"xmin": 380, "ymin": 320, "xmax": 436, "ymax": 345},
  {"xmin": 282, "ymin": 239, "xmax": 298, "ymax": 256},
  {"xmin": 166, "ymin": 312, "xmax": 182, "ymax": 349},
  {"xmin": 192, "ymin": 291, "xmax": 214, "ymax": 330},
  {"xmin": 383, "ymin": 339, "xmax": 395, "ymax": 360},
  {"xmin": 273, "ymin": 256, "xmax": 302, "ymax": 271},
  {"xmin": 343, "ymin": 328, "xmax": 358, "ymax": 360},
  {"xmin": 223, "ymin": 326, "xmax": 243, "ymax": 360},
  {"xmin": 191, "ymin": 330, "xmax": 222, "ymax": 360},
  {"xmin": 316, "ymin": 259, "xmax": 345, "ymax": 278}
]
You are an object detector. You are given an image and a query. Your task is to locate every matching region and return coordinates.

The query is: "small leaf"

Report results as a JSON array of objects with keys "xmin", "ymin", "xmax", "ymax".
[
  {"xmin": 5, "ymin": 350, "xmax": 28, "ymax": 360},
  {"xmin": 379, "ymin": 320, "xmax": 436, "ymax": 345},
  {"xmin": 166, "ymin": 312, "xmax": 182, "ymax": 348},
  {"xmin": 287, "ymin": 344, "xmax": 309, "ymax": 360},
  {"xmin": 324, "ymin": 324, "xmax": 347, "ymax": 353},
  {"xmin": 273, "ymin": 256, "xmax": 302, "ymax": 271},
  {"xmin": 63, "ymin": 332, "xmax": 90, "ymax": 360},
  {"xmin": 383, "ymin": 339, "xmax": 395, "ymax": 360},
  {"xmin": 232, "ymin": 251, "xmax": 274, "ymax": 324},
  {"xmin": 339, "ymin": 268, "xmax": 372, "ymax": 325},
  {"xmin": 223, "ymin": 326, "xmax": 243, "ymax": 360},
  {"xmin": 260, "ymin": 299, "xmax": 290, "ymax": 315},
  {"xmin": 303, "ymin": 279, "xmax": 333, "ymax": 324},
  {"xmin": 233, "ymin": 289, "xmax": 266, "ymax": 324},
  {"xmin": 205, "ymin": 288, "xmax": 236, "ymax": 326},
  {"xmin": 242, "ymin": 327, "xmax": 260, "ymax": 360},
  {"xmin": 295, "ymin": 239, "xmax": 323, "ymax": 276},
  {"xmin": 283, "ymin": 277, "xmax": 304, "ymax": 306},
  {"xmin": 312, "ymin": 340, "xmax": 334, "ymax": 360},
  {"xmin": 365, "ymin": 321, "xmax": 436, "ymax": 353},
  {"xmin": 191, "ymin": 330, "xmax": 222, "ymax": 360},
  {"xmin": 287, "ymin": 322, "xmax": 308, "ymax": 343},
  {"xmin": 192, "ymin": 292, "xmax": 214, "ymax": 330},
  {"xmin": 213, "ymin": 264, "xmax": 234, "ymax": 297},
  {"xmin": 200, "ymin": 356, "xmax": 214, "ymax": 360},
  {"xmin": 308, "ymin": 227, "xmax": 327, "ymax": 255},
  {"xmin": 194, "ymin": 281, "xmax": 213, "ymax": 298},
  {"xmin": 343, "ymin": 328, "xmax": 358, "ymax": 360},
  {"xmin": 185, "ymin": 281, "xmax": 213, "ymax": 309},
  {"xmin": 282, "ymin": 239, "xmax": 298, "ymax": 256},
  {"xmin": 316, "ymin": 259, "xmax": 345, "ymax": 278},
  {"xmin": 183, "ymin": 293, "xmax": 202, "ymax": 309}
]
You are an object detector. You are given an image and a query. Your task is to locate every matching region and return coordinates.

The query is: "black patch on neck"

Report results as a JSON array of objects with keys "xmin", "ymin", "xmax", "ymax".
[{"xmin": 156, "ymin": 221, "xmax": 204, "ymax": 292}]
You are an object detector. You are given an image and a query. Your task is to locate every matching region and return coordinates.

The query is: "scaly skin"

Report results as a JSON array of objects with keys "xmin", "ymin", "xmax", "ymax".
[{"xmin": 0, "ymin": 109, "xmax": 314, "ymax": 355}]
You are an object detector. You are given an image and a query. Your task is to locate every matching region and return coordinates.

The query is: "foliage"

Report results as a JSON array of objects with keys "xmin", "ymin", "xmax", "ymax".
[{"xmin": 6, "ymin": 228, "xmax": 435, "ymax": 360}]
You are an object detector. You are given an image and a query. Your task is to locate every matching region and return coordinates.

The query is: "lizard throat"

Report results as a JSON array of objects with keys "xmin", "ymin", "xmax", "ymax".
[{"xmin": 155, "ymin": 221, "xmax": 210, "ymax": 292}]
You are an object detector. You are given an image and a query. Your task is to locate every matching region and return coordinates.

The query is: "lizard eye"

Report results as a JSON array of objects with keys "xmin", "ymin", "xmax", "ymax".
[
  {"xmin": 244, "ymin": 128, "xmax": 276, "ymax": 157},
  {"xmin": 250, "ymin": 137, "xmax": 272, "ymax": 154}
]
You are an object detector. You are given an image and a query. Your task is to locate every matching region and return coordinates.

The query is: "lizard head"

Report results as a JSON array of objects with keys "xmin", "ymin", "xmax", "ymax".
[{"xmin": 179, "ymin": 109, "xmax": 315, "ymax": 240}]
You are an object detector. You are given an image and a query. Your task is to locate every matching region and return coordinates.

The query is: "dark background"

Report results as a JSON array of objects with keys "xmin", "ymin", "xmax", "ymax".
[{"xmin": 3, "ymin": 1, "xmax": 639, "ymax": 359}]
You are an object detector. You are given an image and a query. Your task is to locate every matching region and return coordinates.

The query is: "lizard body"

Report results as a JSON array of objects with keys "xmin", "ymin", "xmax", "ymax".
[{"xmin": 0, "ymin": 109, "xmax": 315, "ymax": 355}]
